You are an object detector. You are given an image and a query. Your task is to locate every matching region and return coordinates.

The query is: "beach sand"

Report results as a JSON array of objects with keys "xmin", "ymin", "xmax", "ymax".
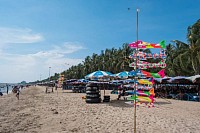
[{"xmin": 0, "ymin": 86, "xmax": 200, "ymax": 133}]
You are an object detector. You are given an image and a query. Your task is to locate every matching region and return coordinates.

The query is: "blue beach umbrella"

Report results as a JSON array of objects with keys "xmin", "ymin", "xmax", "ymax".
[
  {"xmin": 128, "ymin": 70, "xmax": 136, "ymax": 77},
  {"xmin": 115, "ymin": 71, "xmax": 129, "ymax": 79},
  {"xmin": 128, "ymin": 69, "xmax": 146, "ymax": 78},
  {"xmin": 85, "ymin": 70, "xmax": 113, "ymax": 80}
]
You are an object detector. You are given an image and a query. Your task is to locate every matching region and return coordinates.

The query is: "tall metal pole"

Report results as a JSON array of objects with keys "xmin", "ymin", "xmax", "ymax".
[
  {"xmin": 134, "ymin": 8, "xmax": 139, "ymax": 133},
  {"xmin": 49, "ymin": 67, "xmax": 51, "ymax": 82},
  {"xmin": 103, "ymin": 57, "xmax": 105, "ymax": 70}
]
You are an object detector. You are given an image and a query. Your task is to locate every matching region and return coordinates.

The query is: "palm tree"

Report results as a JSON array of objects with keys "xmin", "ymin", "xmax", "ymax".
[
  {"xmin": 170, "ymin": 19, "xmax": 200, "ymax": 76},
  {"xmin": 165, "ymin": 43, "xmax": 177, "ymax": 76},
  {"xmin": 187, "ymin": 19, "xmax": 200, "ymax": 74},
  {"xmin": 83, "ymin": 56, "xmax": 92, "ymax": 74},
  {"xmin": 104, "ymin": 49, "xmax": 111, "ymax": 72}
]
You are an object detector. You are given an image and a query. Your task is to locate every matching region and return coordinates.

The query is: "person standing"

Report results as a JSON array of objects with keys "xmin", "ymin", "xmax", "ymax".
[
  {"xmin": 117, "ymin": 85, "xmax": 122, "ymax": 100},
  {"xmin": 55, "ymin": 81, "xmax": 58, "ymax": 90},
  {"xmin": 13, "ymin": 86, "xmax": 20, "ymax": 100},
  {"xmin": 0, "ymin": 88, "xmax": 3, "ymax": 96},
  {"xmin": 6, "ymin": 84, "xmax": 9, "ymax": 94},
  {"xmin": 16, "ymin": 87, "xmax": 20, "ymax": 100}
]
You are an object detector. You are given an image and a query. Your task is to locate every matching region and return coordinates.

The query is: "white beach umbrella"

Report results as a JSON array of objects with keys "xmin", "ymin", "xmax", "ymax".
[
  {"xmin": 115, "ymin": 71, "xmax": 129, "ymax": 79},
  {"xmin": 85, "ymin": 70, "xmax": 113, "ymax": 80}
]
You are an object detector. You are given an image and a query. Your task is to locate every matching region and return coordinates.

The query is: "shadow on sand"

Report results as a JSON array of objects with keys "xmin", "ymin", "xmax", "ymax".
[
  {"xmin": 62, "ymin": 91, "xmax": 75, "ymax": 93},
  {"xmin": 154, "ymin": 99, "xmax": 172, "ymax": 105},
  {"xmin": 100, "ymin": 98, "xmax": 172, "ymax": 108},
  {"xmin": 100, "ymin": 99, "xmax": 133, "ymax": 108}
]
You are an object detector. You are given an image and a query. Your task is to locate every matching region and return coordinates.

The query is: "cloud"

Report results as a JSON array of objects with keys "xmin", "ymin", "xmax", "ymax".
[
  {"xmin": 33, "ymin": 42, "xmax": 86, "ymax": 58},
  {"xmin": 52, "ymin": 42, "xmax": 86, "ymax": 54},
  {"xmin": 0, "ymin": 42, "xmax": 85, "ymax": 83},
  {"xmin": 0, "ymin": 27, "xmax": 85, "ymax": 83},
  {"xmin": 0, "ymin": 27, "xmax": 43, "ymax": 45}
]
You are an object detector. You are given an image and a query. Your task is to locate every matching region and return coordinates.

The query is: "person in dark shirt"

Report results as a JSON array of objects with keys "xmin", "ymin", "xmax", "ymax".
[
  {"xmin": 6, "ymin": 84, "xmax": 9, "ymax": 94},
  {"xmin": 13, "ymin": 86, "xmax": 20, "ymax": 100},
  {"xmin": 0, "ymin": 88, "xmax": 3, "ymax": 96}
]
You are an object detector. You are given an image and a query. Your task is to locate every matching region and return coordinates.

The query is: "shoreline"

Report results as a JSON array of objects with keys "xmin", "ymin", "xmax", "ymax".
[{"xmin": 0, "ymin": 86, "xmax": 200, "ymax": 133}]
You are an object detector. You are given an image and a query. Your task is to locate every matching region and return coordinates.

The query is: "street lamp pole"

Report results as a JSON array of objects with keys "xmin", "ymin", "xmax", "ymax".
[
  {"xmin": 49, "ymin": 67, "xmax": 51, "ymax": 82},
  {"xmin": 134, "ymin": 8, "xmax": 139, "ymax": 133}
]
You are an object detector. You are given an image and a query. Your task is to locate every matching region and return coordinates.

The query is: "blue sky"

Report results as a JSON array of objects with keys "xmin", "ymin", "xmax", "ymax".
[{"xmin": 0, "ymin": 0, "xmax": 199, "ymax": 83}]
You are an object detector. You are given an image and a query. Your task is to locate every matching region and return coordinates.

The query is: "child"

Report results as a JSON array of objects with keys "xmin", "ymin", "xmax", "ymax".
[{"xmin": 117, "ymin": 85, "xmax": 122, "ymax": 100}]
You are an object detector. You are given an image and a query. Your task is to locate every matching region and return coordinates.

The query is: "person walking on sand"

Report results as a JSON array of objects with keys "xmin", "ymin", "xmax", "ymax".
[{"xmin": 6, "ymin": 84, "xmax": 9, "ymax": 94}]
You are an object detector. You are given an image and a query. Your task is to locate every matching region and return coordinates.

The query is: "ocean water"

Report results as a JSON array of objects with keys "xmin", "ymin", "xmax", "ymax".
[{"xmin": 0, "ymin": 83, "xmax": 16, "ymax": 95}]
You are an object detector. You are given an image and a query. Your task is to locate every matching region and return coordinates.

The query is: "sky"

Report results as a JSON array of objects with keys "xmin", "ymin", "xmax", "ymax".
[{"xmin": 0, "ymin": 0, "xmax": 200, "ymax": 83}]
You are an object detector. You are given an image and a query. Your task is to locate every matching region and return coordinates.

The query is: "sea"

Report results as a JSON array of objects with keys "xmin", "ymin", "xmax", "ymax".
[{"xmin": 0, "ymin": 83, "xmax": 17, "ymax": 95}]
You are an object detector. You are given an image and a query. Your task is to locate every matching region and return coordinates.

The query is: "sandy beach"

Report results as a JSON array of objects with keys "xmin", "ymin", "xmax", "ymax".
[{"xmin": 0, "ymin": 86, "xmax": 200, "ymax": 133}]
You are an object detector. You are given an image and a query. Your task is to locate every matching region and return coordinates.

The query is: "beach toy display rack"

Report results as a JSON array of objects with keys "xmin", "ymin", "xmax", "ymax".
[{"xmin": 127, "ymin": 9, "xmax": 166, "ymax": 133}]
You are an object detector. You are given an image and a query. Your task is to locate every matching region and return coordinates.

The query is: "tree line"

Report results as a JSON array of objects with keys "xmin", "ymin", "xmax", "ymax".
[{"xmin": 39, "ymin": 19, "xmax": 200, "ymax": 83}]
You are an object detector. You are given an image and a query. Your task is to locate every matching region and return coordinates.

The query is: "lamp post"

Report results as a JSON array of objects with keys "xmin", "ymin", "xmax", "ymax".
[{"xmin": 49, "ymin": 67, "xmax": 51, "ymax": 82}]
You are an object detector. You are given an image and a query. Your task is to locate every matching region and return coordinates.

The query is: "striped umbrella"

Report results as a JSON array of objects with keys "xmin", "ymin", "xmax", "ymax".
[
  {"xmin": 115, "ymin": 71, "xmax": 129, "ymax": 79},
  {"xmin": 85, "ymin": 70, "xmax": 113, "ymax": 80}
]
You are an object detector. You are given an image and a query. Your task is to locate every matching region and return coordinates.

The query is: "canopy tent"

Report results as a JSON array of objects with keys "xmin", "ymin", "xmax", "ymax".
[
  {"xmin": 168, "ymin": 76, "xmax": 192, "ymax": 84},
  {"xmin": 186, "ymin": 75, "xmax": 200, "ymax": 83},
  {"xmin": 77, "ymin": 79, "xmax": 89, "ymax": 83},
  {"xmin": 154, "ymin": 76, "xmax": 172, "ymax": 83},
  {"xmin": 153, "ymin": 75, "xmax": 200, "ymax": 84}
]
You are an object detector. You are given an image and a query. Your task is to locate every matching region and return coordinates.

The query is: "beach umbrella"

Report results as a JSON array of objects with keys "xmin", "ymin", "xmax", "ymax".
[
  {"xmin": 128, "ymin": 69, "xmax": 146, "ymax": 78},
  {"xmin": 128, "ymin": 70, "xmax": 138, "ymax": 77},
  {"xmin": 85, "ymin": 70, "xmax": 113, "ymax": 80},
  {"xmin": 115, "ymin": 71, "xmax": 129, "ymax": 79},
  {"xmin": 85, "ymin": 70, "xmax": 113, "ymax": 96}
]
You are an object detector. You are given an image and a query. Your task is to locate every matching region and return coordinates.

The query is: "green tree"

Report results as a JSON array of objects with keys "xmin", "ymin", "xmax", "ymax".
[{"xmin": 166, "ymin": 19, "xmax": 200, "ymax": 76}]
